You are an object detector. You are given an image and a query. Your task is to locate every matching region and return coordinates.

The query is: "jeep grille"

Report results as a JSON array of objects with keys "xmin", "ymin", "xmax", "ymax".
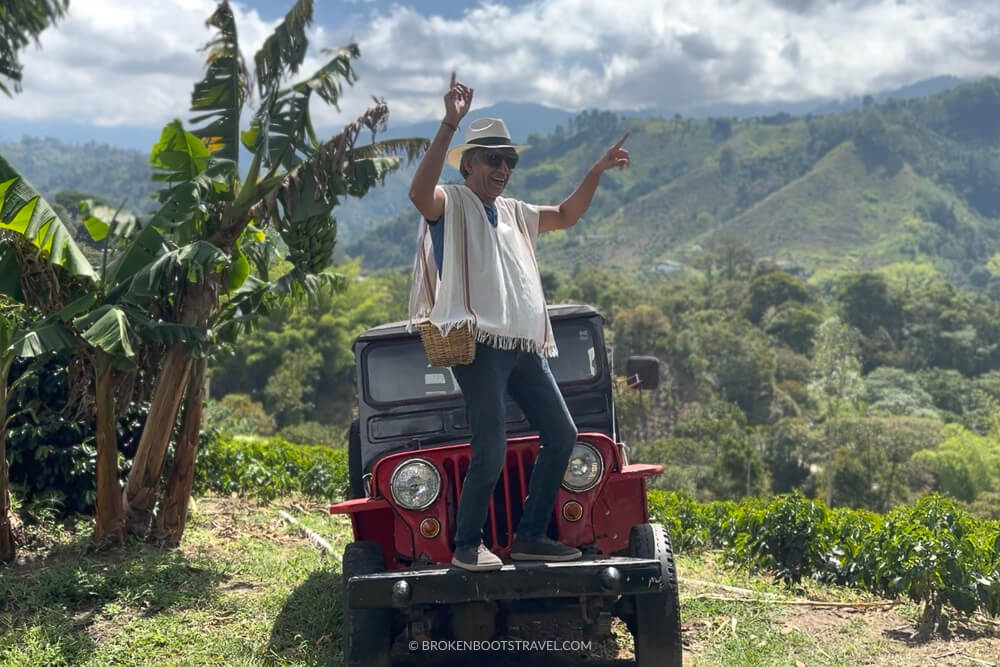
[{"xmin": 442, "ymin": 446, "xmax": 537, "ymax": 550}]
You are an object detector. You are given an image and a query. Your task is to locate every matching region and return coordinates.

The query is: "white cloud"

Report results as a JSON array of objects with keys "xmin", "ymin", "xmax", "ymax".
[
  {"xmin": 4, "ymin": 0, "xmax": 1000, "ymax": 136},
  {"xmin": 1, "ymin": 0, "xmax": 274, "ymax": 126},
  {"xmin": 327, "ymin": 0, "xmax": 1000, "ymax": 124}
]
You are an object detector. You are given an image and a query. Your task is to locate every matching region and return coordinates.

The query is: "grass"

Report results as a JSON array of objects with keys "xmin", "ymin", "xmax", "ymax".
[
  {"xmin": 2, "ymin": 496, "xmax": 999, "ymax": 666},
  {"xmin": 1, "ymin": 496, "xmax": 347, "ymax": 666}
]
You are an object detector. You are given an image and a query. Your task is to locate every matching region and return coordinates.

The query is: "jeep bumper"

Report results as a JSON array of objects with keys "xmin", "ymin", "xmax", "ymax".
[{"xmin": 345, "ymin": 556, "xmax": 664, "ymax": 609}]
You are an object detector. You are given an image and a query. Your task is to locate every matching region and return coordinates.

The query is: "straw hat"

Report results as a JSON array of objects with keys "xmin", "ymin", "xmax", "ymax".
[{"xmin": 445, "ymin": 117, "xmax": 530, "ymax": 169}]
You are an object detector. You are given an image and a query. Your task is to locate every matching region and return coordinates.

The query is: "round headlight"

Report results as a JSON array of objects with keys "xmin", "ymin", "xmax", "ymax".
[
  {"xmin": 390, "ymin": 458, "xmax": 441, "ymax": 510},
  {"xmin": 562, "ymin": 442, "xmax": 604, "ymax": 492}
]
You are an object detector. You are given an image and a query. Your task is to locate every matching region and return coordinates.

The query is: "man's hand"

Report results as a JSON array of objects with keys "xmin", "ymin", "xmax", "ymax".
[
  {"xmin": 593, "ymin": 131, "xmax": 631, "ymax": 173},
  {"xmin": 444, "ymin": 71, "xmax": 474, "ymax": 125},
  {"xmin": 538, "ymin": 131, "xmax": 632, "ymax": 234}
]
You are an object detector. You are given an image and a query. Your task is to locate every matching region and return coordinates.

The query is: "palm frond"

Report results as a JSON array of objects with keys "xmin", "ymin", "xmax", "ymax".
[
  {"xmin": 10, "ymin": 321, "xmax": 76, "ymax": 358},
  {"xmin": 247, "ymin": 100, "xmax": 393, "ymax": 228},
  {"xmin": 306, "ymin": 44, "xmax": 359, "ymax": 107},
  {"xmin": 150, "ymin": 119, "xmax": 213, "ymax": 185},
  {"xmin": 245, "ymin": 46, "xmax": 361, "ymax": 176},
  {"xmin": 350, "ymin": 137, "xmax": 428, "ymax": 163},
  {"xmin": 0, "ymin": 152, "xmax": 95, "ymax": 280},
  {"xmin": 253, "ymin": 0, "xmax": 313, "ymax": 98},
  {"xmin": 123, "ymin": 241, "xmax": 229, "ymax": 303},
  {"xmin": 120, "ymin": 304, "xmax": 208, "ymax": 347},
  {"xmin": 346, "ymin": 157, "xmax": 402, "ymax": 198},
  {"xmin": 190, "ymin": 0, "xmax": 250, "ymax": 162},
  {"xmin": 105, "ymin": 225, "xmax": 169, "ymax": 288},
  {"xmin": 242, "ymin": 86, "xmax": 312, "ymax": 173},
  {"xmin": 73, "ymin": 304, "xmax": 136, "ymax": 368},
  {"xmin": 212, "ymin": 275, "xmax": 272, "ymax": 343},
  {"xmin": 0, "ymin": 0, "xmax": 69, "ymax": 96},
  {"xmin": 212, "ymin": 268, "xmax": 343, "ymax": 343},
  {"xmin": 147, "ymin": 120, "xmax": 237, "ymax": 237}
]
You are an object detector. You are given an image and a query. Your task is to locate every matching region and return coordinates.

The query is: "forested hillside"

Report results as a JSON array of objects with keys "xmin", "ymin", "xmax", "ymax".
[
  {"xmin": 0, "ymin": 136, "xmax": 155, "ymax": 212},
  {"xmin": 10, "ymin": 77, "xmax": 1000, "ymax": 524},
  {"xmin": 349, "ymin": 77, "xmax": 1000, "ymax": 288},
  {"xmin": 9, "ymin": 78, "xmax": 1000, "ymax": 288}
]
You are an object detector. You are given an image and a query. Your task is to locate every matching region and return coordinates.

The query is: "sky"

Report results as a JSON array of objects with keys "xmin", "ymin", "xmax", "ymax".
[{"xmin": 3, "ymin": 0, "xmax": 1000, "ymax": 148}]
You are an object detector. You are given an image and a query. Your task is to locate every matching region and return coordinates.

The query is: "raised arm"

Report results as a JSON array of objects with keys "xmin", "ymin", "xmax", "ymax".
[
  {"xmin": 409, "ymin": 72, "xmax": 474, "ymax": 221},
  {"xmin": 537, "ymin": 131, "xmax": 630, "ymax": 233}
]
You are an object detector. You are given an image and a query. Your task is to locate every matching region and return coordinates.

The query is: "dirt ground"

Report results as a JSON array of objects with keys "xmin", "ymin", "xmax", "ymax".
[{"xmin": 388, "ymin": 577, "xmax": 1000, "ymax": 667}]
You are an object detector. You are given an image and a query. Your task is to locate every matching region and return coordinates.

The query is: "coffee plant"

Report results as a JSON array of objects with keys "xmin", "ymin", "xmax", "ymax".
[{"xmin": 649, "ymin": 490, "xmax": 1000, "ymax": 633}]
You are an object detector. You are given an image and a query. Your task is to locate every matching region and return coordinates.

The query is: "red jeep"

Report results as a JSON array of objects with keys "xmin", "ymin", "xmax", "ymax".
[{"xmin": 330, "ymin": 304, "xmax": 681, "ymax": 666}]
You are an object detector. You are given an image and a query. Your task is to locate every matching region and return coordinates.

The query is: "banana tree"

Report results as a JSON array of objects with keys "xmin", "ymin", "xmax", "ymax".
[
  {"xmin": 0, "ymin": 153, "xmax": 97, "ymax": 554},
  {"xmin": 0, "ymin": 156, "xmax": 215, "ymax": 546},
  {"xmin": 119, "ymin": 0, "xmax": 427, "ymax": 544}
]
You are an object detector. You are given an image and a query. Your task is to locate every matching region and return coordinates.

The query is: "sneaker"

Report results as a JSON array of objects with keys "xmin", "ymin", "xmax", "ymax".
[
  {"xmin": 510, "ymin": 536, "xmax": 582, "ymax": 562},
  {"xmin": 451, "ymin": 543, "xmax": 503, "ymax": 571}
]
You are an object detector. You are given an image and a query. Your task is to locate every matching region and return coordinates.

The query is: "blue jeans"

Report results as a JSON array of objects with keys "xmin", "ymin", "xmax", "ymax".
[{"xmin": 451, "ymin": 343, "xmax": 578, "ymax": 550}]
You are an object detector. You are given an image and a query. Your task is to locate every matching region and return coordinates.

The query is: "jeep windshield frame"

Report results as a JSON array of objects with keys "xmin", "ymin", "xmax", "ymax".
[
  {"xmin": 362, "ymin": 318, "xmax": 603, "ymax": 406},
  {"xmin": 352, "ymin": 305, "xmax": 615, "ymax": 473}
]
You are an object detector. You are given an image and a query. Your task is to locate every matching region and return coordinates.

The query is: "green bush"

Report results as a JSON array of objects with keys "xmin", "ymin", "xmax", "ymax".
[
  {"xmin": 203, "ymin": 394, "xmax": 277, "ymax": 437},
  {"xmin": 277, "ymin": 421, "xmax": 345, "ymax": 448},
  {"xmin": 195, "ymin": 434, "xmax": 348, "ymax": 501},
  {"xmin": 728, "ymin": 492, "xmax": 832, "ymax": 584},
  {"xmin": 648, "ymin": 489, "xmax": 1000, "ymax": 623},
  {"xmin": 6, "ymin": 355, "xmax": 149, "ymax": 515}
]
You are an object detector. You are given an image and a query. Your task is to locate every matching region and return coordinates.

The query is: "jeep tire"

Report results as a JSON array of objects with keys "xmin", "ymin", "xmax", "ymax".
[
  {"xmin": 626, "ymin": 523, "xmax": 683, "ymax": 667},
  {"xmin": 342, "ymin": 541, "xmax": 392, "ymax": 667}
]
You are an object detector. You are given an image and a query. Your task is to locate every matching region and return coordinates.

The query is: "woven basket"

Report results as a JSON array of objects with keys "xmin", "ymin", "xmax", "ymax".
[{"xmin": 418, "ymin": 321, "xmax": 476, "ymax": 367}]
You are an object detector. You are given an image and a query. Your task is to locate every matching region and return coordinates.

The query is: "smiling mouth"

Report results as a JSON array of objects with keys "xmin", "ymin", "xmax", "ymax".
[{"xmin": 490, "ymin": 175, "xmax": 507, "ymax": 187}]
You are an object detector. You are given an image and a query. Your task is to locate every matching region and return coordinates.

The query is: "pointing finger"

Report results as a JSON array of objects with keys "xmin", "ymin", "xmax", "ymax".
[
  {"xmin": 450, "ymin": 71, "xmax": 456, "ymax": 88},
  {"xmin": 613, "ymin": 131, "xmax": 630, "ymax": 150}
]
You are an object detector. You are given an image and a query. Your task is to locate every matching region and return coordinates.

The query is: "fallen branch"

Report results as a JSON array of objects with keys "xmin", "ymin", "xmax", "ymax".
[
  {"xmin": 931, "ymin": 650, "xmax": 959, "ymax": 660},
  {"xmin": 277, "ymin": 509, "xmax": 335, "ymax": 556},
  {"xmin": 679, "ymin": 577, "xmax": 778, "ymax": 598},
  {"xmin": 689, "ymin": 593, "xmax": 900, "ymax": 609},
  {"xmin": 957, "ymin": 654, "xmax": 996, "ymax": 667}
]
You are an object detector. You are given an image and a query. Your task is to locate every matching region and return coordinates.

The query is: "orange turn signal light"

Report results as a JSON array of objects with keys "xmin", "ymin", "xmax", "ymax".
[
  {"xmin": 419, "ymin": 517, "xmax": 441, "ymax": 538},
  {"xmin": 562, "ymin": 501, "xmax": 584, "ymax": 522}
]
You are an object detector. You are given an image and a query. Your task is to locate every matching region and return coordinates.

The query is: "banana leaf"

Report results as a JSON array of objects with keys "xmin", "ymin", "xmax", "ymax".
[{"xmin": 0, "ymin": 153, "xmax": 96, "ymax": 280}]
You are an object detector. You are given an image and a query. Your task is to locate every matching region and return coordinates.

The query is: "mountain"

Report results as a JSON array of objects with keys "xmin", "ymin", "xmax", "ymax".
[
  {"xmin": 0, "ymin": 120, "xmax": 160, "ymax": 153},
  {"xmin": 4, "ymin": 76, "xmax": 984, "ymax": 282},
  {"xmin": 808, "ymin": 75, "xmax": 963, "ymax": 116},
  {"xmin": 335, "ymin": 77, "xmax": 967, "ymax": 245},
  {"xmin": 346, "ymin": 77, "xmax": 1000, "ymax": 288},
  {"xmin": 0, "ymin": 136, "xmax": 156, "ymax": 213}
]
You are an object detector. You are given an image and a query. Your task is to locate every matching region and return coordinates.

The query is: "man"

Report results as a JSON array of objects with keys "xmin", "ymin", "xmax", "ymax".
[{"xmin": 408, "ymin": 72, "xmax": 629, "ymax": 572}]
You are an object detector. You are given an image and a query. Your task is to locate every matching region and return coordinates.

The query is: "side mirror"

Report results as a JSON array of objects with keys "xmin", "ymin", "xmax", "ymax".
[{"xmin": 625, "ymin": 356, "xmax": 660, "ymax": 391}]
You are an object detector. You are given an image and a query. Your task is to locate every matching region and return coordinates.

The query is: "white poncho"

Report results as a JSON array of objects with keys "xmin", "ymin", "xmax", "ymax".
[{"xmin": 408, "ymin": 184, "xmax": 557, "ymax": 357}]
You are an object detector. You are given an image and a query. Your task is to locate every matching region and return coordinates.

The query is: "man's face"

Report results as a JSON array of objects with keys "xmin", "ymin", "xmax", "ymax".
[{"xmin": 465, "ymin": 148, "xmax": 518, "ymax": 201}]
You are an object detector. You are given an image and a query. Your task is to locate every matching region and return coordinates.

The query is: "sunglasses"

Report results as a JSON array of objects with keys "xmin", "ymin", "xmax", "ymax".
[{"xmin": 483, "ymin": 151, "xmax": 518, "ymax": 170}]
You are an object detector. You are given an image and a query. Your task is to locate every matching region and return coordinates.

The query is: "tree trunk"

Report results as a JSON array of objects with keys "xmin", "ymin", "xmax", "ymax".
[
  {"xmin": 122, "ymin": 343, "xmax": 192, "ymax": 536},
  {"xmin": 93, "ymin": 353, "xmax": 125, "ymax": 546},
  {"xmin": 152, "ymin": 357, "xmax": 206, "ymax": 546},
  {"xmin": 1, "ymin": 358, "xmax": 24, "ymax": 564},
  {"xmin": 1, "ymin": 427, "xmax": 17, "ymax": 564},
  {"xmin": 123, "ymin": 280, "xmax": 214, "ymax": 538}
]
